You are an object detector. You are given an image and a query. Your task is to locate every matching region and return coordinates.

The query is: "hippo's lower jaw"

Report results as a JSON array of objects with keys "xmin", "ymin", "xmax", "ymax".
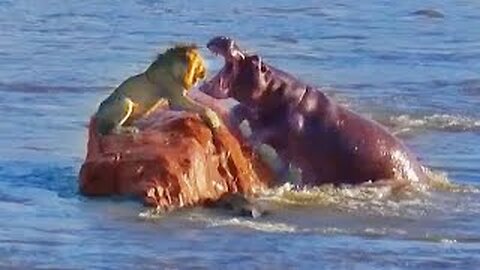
[{"xmin": 199, "ymin": 64, "xmax": 232, "ymax": 99}]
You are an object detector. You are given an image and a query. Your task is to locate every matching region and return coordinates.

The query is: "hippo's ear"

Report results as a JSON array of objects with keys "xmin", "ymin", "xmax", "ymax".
[{"xmin": 250, "ymin": 55, "xmax": 261, "ymax": 63}]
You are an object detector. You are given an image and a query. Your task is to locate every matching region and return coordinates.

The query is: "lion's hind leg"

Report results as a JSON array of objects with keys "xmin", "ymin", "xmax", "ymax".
[{"xmin": 95, "ymin": 96, "xmax": 137, "ymax": 135}]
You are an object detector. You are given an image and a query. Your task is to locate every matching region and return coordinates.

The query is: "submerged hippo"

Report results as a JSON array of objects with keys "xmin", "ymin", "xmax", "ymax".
[{"xmin": 200, "ymin": 36, "xmax": 427, "ymax": 185}]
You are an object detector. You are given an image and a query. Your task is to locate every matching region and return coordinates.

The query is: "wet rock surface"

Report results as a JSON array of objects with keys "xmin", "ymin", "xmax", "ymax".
[{"xmin": 79, "ymin": 93, "xmax": 273, "ymax": 211}]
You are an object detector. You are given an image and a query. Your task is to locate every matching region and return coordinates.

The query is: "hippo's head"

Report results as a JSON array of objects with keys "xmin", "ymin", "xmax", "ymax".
[{"xmin": 200, "ymin": 36, "xmax": 270, "ymax": 106}]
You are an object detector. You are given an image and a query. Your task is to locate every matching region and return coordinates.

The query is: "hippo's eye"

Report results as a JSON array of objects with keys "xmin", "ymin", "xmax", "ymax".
[
  {"xmin": 251, "ymin": 55, "xmax": 260, "ymax": 62},
  {"xmin": 260, "ymin": 64, "xmax": 267, "ymax": 73}
]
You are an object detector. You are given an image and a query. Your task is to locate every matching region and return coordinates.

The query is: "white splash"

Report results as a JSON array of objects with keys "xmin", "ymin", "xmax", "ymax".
[
  {"xmin": 389, "ymin": 114, "xmax": 480, "ymax": 134},
  {"xmin": 187, "ymin": 214, "xmax": 298, "ymax": 233}
]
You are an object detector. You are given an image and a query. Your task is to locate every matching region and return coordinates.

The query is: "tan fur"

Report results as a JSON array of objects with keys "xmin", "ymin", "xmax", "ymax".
[{"xmin": 94, "ymin": 45, "xmax": 220, "ymax": 135}]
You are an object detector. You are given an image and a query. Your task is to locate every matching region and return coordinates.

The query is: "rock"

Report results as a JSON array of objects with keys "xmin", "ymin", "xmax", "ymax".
[{"xmin": 78, "ymin": 92, "xmax": 274, "ymax": 211}]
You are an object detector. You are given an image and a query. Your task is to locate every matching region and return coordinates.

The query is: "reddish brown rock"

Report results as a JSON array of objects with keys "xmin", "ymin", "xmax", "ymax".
[{"xmin": 79, "ymin": 92, "xmax": 273, "ymax": 210}]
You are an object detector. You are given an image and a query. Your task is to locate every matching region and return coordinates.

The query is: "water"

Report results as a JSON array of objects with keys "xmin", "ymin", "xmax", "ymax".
[{"xmin": 1, "ymin": 0, "xmax": 479, "ymax": 269}]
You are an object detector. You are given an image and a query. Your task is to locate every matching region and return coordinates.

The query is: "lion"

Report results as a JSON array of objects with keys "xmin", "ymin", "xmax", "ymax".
[{"xmin": 94, "ymin": 44, "xmax": 221, "ymax": 135}]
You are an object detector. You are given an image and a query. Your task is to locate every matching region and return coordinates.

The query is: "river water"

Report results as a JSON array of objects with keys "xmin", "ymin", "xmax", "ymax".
[{"xmin": 0, "ymin": 0, "xmax": 479, "ymax": 269}]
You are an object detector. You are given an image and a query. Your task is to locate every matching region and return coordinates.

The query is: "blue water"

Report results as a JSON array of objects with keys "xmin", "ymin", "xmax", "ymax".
[{"xmin": 1, "ymin": 1, "xmax": 479, "ymax": 269}]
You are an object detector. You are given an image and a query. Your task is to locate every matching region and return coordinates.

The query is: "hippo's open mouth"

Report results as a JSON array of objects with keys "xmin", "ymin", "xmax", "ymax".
[{"xmin": 200, "ymin": 36, "xmax": 245, "ymax": 99}]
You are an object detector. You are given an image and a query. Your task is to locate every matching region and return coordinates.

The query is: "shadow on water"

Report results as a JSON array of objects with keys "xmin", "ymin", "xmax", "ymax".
[
  {"xmin": 0, "ymin": 161, "xmax": 79, "ymax": 200},
  {"xmin": 0, "ymin": 82, "xmax": 105, "ymax": 94}
]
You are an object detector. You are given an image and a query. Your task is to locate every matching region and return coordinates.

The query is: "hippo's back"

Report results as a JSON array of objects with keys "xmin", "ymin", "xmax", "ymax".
[{"xmin": 295, "ymin": 91, "xmax": 425, "ymax": 184}]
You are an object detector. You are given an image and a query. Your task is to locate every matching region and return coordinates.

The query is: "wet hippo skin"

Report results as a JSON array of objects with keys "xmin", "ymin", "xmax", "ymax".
[{"xmin": 200, "ymin": 36, "xmax": 427, "ymax": 186}]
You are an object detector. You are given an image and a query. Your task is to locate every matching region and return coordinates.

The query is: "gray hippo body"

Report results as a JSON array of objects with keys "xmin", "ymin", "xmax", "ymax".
[{"xmin": 201, "ymin": 36, "xmax": 427, "ymax": 185}]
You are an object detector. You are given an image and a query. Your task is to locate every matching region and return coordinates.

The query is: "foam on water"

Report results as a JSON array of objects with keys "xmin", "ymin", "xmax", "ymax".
[
  {"xmin": 135, "ymin": 166, "xmax": 480, "ymax": 241},
  {"xmin": 253, "ymin": 165, "xmax": 480, "ymax": 218},
  {"xmin": 195, "ymin": 216, "xmax": 298, "ymax": 233},
  {"xmin": 388, "ymin": 114, "xmax": 480, "ymax": 135}
]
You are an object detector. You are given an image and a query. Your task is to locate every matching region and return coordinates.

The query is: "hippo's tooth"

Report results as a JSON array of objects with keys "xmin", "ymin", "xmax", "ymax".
[{"xmin": 232, "ymin": 50, "xmax": 245, "ymax": 60}]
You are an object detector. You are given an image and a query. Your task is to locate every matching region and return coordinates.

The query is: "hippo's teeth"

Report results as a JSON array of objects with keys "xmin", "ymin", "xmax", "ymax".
[{"xmin": 232, "ymin": 50, "xmax": 245, "ymax": 60}]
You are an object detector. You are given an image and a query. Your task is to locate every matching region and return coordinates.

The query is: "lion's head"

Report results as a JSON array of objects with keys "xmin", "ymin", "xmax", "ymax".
[{"xmin": 153, "ymin": 44, "xmax": 207, "ymax": 90}]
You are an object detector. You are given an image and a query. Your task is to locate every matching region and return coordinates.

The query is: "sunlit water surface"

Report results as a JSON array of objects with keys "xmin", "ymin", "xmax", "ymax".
[{"xmin": 0, "ymin": 0, "xmax": 479, "ymax": 269}]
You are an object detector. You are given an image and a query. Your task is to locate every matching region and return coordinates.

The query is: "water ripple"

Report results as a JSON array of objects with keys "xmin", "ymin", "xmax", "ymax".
[{"xmin": 388, "ymin": 114, "xmax": 480, "ymax": 134}]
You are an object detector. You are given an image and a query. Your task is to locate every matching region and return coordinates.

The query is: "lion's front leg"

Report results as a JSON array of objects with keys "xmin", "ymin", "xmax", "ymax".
[{"xmin": 143, "ymin": 98, "xmax": 169, "ymax": 117}]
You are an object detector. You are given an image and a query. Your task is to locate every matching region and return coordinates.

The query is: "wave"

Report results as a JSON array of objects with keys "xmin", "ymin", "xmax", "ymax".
[
  {"xmin": 137, "ymin": 168, "xmax": 477, "ymax": 218},
  {"xmin": 138, "ymin": 209, "xmax": 298, "ymax": 233},
  {"xmin": 385, "ymin": 114, "xmax": 480, "ymax": 134},
  {"xmin": 0, "ymin": 82, "xmax": 104, "ymax": 93},
  {"xmin": 182, "ymin": 213, "xmax": 480, "ymax": 243},
  {"xmin": 136, "ymin": 167, "xmax": 480, "ymax": 241},
  {"xmin": 258, "ymin": 182, "xmax": 427, "ymax": 216},
  {"xmin": 423, "ymin": 167, "xmax": 480, "ymax": 193},
  {"xmin": 200, "ymin": 216, "xmax": 297, "ymax": 233},
  {"xmin": 256, "ymin": 167, "xmax": 479, "ymax": 215}
]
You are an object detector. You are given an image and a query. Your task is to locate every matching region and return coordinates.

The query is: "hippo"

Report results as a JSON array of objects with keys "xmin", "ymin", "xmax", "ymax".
[{"xmin": 200, "ymin": 36, "xmax": 427, "ymax": 186}]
